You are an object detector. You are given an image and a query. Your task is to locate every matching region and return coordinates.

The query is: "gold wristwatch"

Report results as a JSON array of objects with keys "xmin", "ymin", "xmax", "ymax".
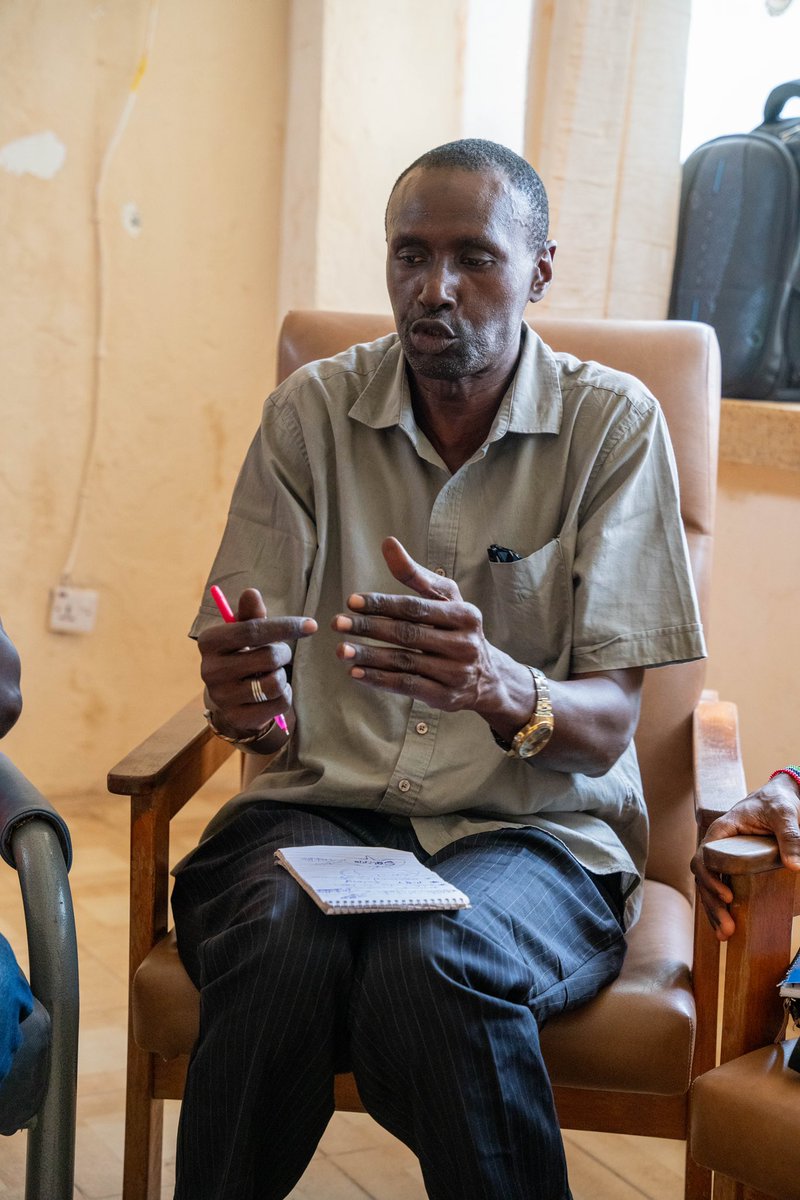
[{"xmin": 492, "ymin": 667, "xmax": 554, "ymax": 758}]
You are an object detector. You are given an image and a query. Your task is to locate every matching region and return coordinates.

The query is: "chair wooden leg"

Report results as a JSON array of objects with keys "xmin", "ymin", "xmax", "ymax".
[
  {"xmin": 124, "ymin": 793, "xmax": 171, "ymax": 1200},
  {"xmin": 123, "ymin": 1040, "xmax": 163, "ymax": 1200},
  {"xmin": 685, "ymin": 1142, "xmax": 713, "ymax": 1200}
]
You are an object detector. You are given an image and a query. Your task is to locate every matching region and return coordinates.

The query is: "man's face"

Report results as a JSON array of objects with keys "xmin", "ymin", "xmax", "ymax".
[{"xmin": 385, "ymin": 166, "xmax": 552, "ymax": 383}]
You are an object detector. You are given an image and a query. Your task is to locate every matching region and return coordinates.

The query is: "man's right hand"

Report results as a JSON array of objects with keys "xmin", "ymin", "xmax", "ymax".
[
  {"xmin": 691, "ymin": 771, "xmax": 800, "ymax": 940},
  {"xmin": 198, "ymin": 587, "xmax": 317, "ymax": 741}
]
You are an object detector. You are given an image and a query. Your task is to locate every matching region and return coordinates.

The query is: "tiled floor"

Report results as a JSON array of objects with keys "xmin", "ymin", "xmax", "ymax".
[{"xmin": 0, "ymin": 763, "xmax": 685, "ymax": 1198}]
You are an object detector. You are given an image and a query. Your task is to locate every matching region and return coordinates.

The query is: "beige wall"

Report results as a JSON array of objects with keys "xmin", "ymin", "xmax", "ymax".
[
  {"xmin": 278, "ymin": 0, "xmax": 466, "ymax": 314},
  {"xmin": 1, "ymin": 0, "xmax": 290, "ymax": 791},
  {"xmin": 279, "ymin": 0, "xmax": 534, "ymax": 316},
  {"xmin": 707, "ymin": 458, "xmax": 800, "ymax": 790},
  {"xmin": 526, "ymin": 0, "xmax": 692, "ymax": 320},
  {"xmin": 279, "ymin": 0, "xmax": 692, "ymax": 324}
]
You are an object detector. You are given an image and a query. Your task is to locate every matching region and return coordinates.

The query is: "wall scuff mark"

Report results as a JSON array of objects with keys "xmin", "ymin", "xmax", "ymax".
[{"xmin": 0, "ymin": 131, "xmax": 67, "ymax": 179}]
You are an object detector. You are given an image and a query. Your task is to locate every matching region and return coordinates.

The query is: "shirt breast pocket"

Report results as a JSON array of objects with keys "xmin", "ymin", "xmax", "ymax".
[{"xmin": 484, "ymin": 538, "xmax": 572, "ymax": 675}]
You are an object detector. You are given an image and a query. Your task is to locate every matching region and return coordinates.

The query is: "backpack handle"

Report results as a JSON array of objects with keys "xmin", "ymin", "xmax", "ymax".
[{"xmin": 764, "ymin": 79, "xmax": 800, "ymax": 124}]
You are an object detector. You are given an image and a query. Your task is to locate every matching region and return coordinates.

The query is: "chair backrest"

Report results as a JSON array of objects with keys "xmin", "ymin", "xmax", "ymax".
[{"xmin": 277, "ymin": 310, "xmax": 721, "ymax": 902}]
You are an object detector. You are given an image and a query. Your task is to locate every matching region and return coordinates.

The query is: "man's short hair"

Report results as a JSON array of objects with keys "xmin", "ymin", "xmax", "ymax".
[{"xmin": 387, "ymin": 138, "xmax": 549, "ymax": 250}]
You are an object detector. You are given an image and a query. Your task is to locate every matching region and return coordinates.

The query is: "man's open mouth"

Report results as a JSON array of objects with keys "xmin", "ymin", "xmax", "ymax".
[{"xmin": 409, "ymin": 319, "xmax": 458, "ymax": 353}]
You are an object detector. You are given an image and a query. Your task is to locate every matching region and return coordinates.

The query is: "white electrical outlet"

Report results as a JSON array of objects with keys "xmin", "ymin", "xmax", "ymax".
[{"xmin": 49, "ymin": 586, "xmax": 99, "ymax": 634}]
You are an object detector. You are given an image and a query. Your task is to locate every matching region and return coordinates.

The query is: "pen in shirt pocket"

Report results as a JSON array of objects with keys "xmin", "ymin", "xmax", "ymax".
[
  {"xmin": 487, "ymin": 544, "xmax": 522, "ymax": 563},
  {"xmin": 210, "ymin": 584, "xmax": 289, "ymax": 735}
]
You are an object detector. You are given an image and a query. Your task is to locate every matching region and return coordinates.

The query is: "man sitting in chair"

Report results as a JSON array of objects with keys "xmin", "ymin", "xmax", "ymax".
[{"xmin": 173, "ymin": 139, "xmax": 706, "ymax": 1200}]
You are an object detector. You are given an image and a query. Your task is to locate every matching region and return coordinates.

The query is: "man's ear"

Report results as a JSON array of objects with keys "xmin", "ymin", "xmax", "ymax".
[{"xmin": 529, "ymin": 240, "xmax": 557, "ymax": 304}]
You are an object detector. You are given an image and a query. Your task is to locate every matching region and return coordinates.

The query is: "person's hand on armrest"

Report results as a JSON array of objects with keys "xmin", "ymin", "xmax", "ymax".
[{"xmin": 691, "ymin": 769, "xmax": 800, "ymax": 941}]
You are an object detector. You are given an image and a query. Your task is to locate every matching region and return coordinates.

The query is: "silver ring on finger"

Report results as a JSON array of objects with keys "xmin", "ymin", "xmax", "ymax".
[{"xmin": 251, "ymin": 678, "xmax": 269, "ymax": 704}]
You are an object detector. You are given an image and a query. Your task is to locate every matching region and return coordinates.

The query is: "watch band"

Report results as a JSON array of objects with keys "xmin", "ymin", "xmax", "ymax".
[
  {"xmin": 511, "ymin": 668, "xmax": 553, "ymax": 758},
  {"xmin": 490, "ymin": 667, "xmax": 554, "ymax": 758},
  {"xmin": 490, "ymin": 726, "xmax": 514, "ymax": 752}
]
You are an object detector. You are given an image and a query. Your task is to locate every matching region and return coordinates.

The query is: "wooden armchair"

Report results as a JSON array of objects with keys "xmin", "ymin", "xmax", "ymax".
[
  {"xmin": 688, "ymin": 834, "xmax": 800, "ymax": 1200},
  {"xmin": 109, "ymin": 311, "xmax": 778, "ymax": 1200}
]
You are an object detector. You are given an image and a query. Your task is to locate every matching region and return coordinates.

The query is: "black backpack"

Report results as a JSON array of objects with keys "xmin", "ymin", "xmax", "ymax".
[{"xmin": 669, "ymin": 80, "xmax": 800, "ymax": 400}]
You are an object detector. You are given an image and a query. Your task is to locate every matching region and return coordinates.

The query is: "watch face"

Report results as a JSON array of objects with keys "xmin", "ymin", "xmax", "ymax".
[{"xmin": 516, "ymin": 720, "xmax": 553, "ymax": 758}]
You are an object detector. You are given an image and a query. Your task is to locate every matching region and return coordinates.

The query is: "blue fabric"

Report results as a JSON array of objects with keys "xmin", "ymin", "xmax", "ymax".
[
  {"xmin": 0, "ymin": 933, "xmax": 33, "ymax": 1084},
  {"xmin": 172, "ymin": 804, "xmax": 626, "ymax": 1200}
]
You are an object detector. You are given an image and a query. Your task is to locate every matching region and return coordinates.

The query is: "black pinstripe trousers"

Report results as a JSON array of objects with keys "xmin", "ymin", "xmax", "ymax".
[{"xmin": 171, "ymin": 804, "xmax": 626, "ymax": 1200}]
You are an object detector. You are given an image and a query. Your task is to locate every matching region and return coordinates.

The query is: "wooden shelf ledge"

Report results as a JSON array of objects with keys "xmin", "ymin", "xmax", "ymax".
[{"xmin": 720, "ymin": 398, "xmax": 800, "ymax": 472}]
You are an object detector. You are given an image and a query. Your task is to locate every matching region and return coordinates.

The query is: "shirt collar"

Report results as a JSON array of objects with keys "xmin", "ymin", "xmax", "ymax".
[{"xmin": 349, "ymin": 323, "xmax": 563, "ymax": 440}]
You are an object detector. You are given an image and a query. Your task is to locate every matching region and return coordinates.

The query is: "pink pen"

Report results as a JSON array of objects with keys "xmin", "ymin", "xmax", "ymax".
[{"xmin": 209, "ymin": 584, "xmax": 289, "ymax": 735}]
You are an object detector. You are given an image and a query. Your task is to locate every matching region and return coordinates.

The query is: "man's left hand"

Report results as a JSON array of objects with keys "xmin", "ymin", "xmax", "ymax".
[{"xmin": 331, "ymin": 537, "xmax": 527, "ymax": 723}]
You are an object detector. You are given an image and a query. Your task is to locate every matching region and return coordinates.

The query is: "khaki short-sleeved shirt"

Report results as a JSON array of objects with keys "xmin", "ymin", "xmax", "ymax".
[{"xmin": 190, "ymin": 326, "xmax": 706, "ymax": 928}]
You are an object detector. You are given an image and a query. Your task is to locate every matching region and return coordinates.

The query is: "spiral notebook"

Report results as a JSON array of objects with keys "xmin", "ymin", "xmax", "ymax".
[{"xmin": 274, "ymin": 845, "xmax": 471, "ymax": 915}]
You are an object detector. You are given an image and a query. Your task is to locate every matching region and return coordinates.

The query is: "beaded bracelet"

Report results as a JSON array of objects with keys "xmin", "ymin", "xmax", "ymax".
[{"xmin": 769, "ymin": 765, "xmax": 800, "ymax": 788}]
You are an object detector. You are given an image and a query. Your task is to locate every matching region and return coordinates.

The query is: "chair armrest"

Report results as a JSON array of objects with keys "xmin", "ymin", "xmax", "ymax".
[
  {"xmin": 110, "ymin": 695, "xmax": 238, "ymax": 998},
  {"xmin": 702, "ymin": 834, "xmax": 781, "ymax": 876},
  {"xmin": 17, "ymin": 818, "xmax": 79, "ymax": 1192},
  {"xmin": 705, "ymin": 832, "xmax": 797, "ymax": 1061},
  {"xmin": 689, "ymin": 700, "xmax": 790, "ymax": 1063},
  {"xmin": 0, "ymin": 752, "xmax": 72, "ymax": 870},
  {"xmin": 1, "ymin": 773, "xmax": 79, "ymax": 1192},
  {"xmin": 107, "ymin": 694, "xmax": 235, "ymax": 816},
  {"xmin": 693, "ymin": 697, "xmax": 746, "ymax": 835}
]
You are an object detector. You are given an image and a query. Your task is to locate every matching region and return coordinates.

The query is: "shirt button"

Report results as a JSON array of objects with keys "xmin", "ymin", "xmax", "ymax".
[
  {"xmin": 434, "ymin": 567, "xmax": 447, "ymax": 576},
  {"xmin": 398, "ymin": 778, "xmax": 411, "ymax": 793},
  {"xmin": 415, "ymin": 722, "xmax": 429, "ymax": 735}
]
